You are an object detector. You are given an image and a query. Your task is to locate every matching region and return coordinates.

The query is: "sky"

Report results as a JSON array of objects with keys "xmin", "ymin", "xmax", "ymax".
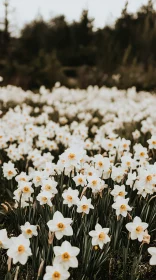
[{"xmin": 0, "ymin": 0, "xmax": 154, "ymax": 34}]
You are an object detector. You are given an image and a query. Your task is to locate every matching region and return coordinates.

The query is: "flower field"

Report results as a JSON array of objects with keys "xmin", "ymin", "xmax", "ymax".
[{"xmin": 0, "ymin": 85, "xmax": 156, "ymax": 280}]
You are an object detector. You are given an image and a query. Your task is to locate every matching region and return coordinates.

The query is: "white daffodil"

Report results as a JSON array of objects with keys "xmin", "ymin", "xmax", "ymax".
[
  {"xmin": 7, "ymin": 234, "xmax": 32, "ymax": 265},
  {"xmin": 89, "ymin": 223, "xmax": 110, "ymax": 249},
  {"xmin": 87, "ymin": 175, "xmax": 103, "ymax": 193},
  {"xmin": 148, "ymin": 247, "xmax": 156, "ymax": 265},
  {"xmin": 73, "ymin": 174, "xmax": 87, "ymax": 187},
  {"xmin": 15, "ymin": 172, "xmax": 30, "ymax": 182},
  {"xmin": 61, "ymin": 147, "xmax": 84, "ymax": 168},
  {"xmin": 32, "ymin": 171, "xmax": 45, "ymax": 187},
  {"xmin": 43, "ymin": 264, "xmax": 70, "ymax": 280},
  {"xmin": 21, "ymin": 222, "xmax": 38, "ymax": 239},
  {"xmin": 53, "ymin": 241, "xmax": 80, "ymax": 270},
  {"xmin": 112, "ymin": 197, "xmax": 132, "ymax": 217},
  {"xmin": 47, "ymin": 211, "xmax": 73, "ymax": 240},
  {"xmin": 111, "ymin": 166, "xmax": 125, "ymax": 183},
  {"xmin": 37, "ymin": 191, "xmax": 53, "ymax": 206},
  {"xmin": 126, "ymin": 216, "xmax": 148, "ymax": 242},
  {"xmin": 147, "ymin": 135, "xmax": 156, "ymax": 150},
  {"xmin": 94, "ymin": 155, "xmax": 110, "ymax": 174},
  {"xmin": 77, "ymin": 196, "xmax": 94, "ymax": 214},
  {"xmin": 132, "ymin": 130, "xmax": 141, "ymax": 140},
  {"xmin": 41, "ymin": 178, "xmax": 58, "ymax": 195},
  {"xmin": 62, "ymin": 187, "xmax": 79, "ymax": 207},
  {"xmin": 134, "ymin": 144, "xmax": 148, "ymax": 161},
  {"xmin": 18, "ymin": 181, "xmax": 34, "ymax": 199},
  {"xmin": 110, "ymin": 184, "xmax": 127, "ymax": 201},
  {"xmin": 2, "ymin": 161, "xmax": 17, "ymax": 180}
]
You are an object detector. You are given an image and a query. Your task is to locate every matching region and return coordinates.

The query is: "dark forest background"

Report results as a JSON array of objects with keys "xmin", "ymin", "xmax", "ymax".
[{"xmin": 1, "ymin": 0, "xmax": 156, "ymax": 91}]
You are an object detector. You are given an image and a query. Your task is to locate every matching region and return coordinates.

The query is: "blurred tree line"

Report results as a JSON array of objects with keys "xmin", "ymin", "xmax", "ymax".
[{"xmin": 0, "ymin": 0, "xmax": 156, "ymax": 90}]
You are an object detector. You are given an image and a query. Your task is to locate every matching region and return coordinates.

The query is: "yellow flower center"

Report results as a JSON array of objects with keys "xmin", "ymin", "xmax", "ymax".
[
  {"xmin": 98, "ymin": 161, "xmax": 103, "ymax": 167},
  {"xmin": 26, "ymin": 229, "xmax": 32, "ymax": 234},
  {"xmin": 23, "ymin": 186, "xmax": 29, "ymax": 193},
  {"xmin": 42, "ymin": 197, "xmax": 47, "ymax": 202},
  {"xmin": 92, "ymin": 180, "xmax": 97, "ymax": 186},
  {"xmin": 118, "ymin": 191, "xmax": 124, "ymax": 196},
  {"xmin": 20, "ymin": 178, "xmax": 26, "ymax": 181},
  {"xmin": 57, "ymin": 223, "xmax": 65, "ymax": 230},
  {"xmin": 18, "ymin": 245, "xmax": 25, "ymax": 253},
  {"xmin": 52, "ymin": 271, "xmax": 61, "ymax": 280},
  {"xmin": 45, "ymin": 184, "xmax": 51, "ymax": 191},
  {"xmin": 98, "ymin": 232, "xmax": 106, "ymax": 241},
  {"xmin": 126, "ymin": 161, "xmax": 131, "ymax": 166},
  {"xmin": 152, "ymin": 141, "xmax": 156, "ymax": 145},
  {"xmin": 62, "ymin": 252, "xmax": 70, "ymax": 261},
  {"xmin": 36, "ymin": 176, "xmax": 41, "ymax": 182},
  {"xmin": 81, "ymin": 205, "xmax": 88, "ymax": 211},
  {"xmin": 146, "ymin": 175, "xmax": 152, "ymax": 182},
  {"xmin": 140, "ymin": 152, "xmax": 145, "ymax": 157},
  {"xmin": 0, "ymin": 241, "xmax": 3, "ymax": 246},
  {"xmin": 123, "ymin": 144, "xmax": 128, "ymax": 148},
  {"xmin": 120, "ymin": 204, "xmax": 127, "ymax": 211},
  {"xmin": 78, "ymin": 178, "xmax": 83, "ymax": 183},
  {"xmin": 68, "ymin": 153, "xmax": 76, "ymax": 160},
  {"xmin": 136, "ymin": 226, "xmax": 143, "ymax": 233},
  {"xmin": 8, "ymin": 170, "xmax": 13, "ymax": 175},
  {"xmin": 67, "ymin": 195, "xmax": 73, "ymax": 202}
]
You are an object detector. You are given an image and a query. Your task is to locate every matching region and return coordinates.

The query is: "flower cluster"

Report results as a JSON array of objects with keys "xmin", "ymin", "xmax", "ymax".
[{"xmin": 0, "ymin": 85, "xmax": 156, "ymax": 279}]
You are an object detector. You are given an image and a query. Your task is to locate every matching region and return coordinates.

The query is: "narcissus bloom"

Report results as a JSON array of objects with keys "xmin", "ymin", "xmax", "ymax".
[
  {"xmin": 112, "ymin": 197, "xmax": 132, "ymax": 217},
  {"xmin": 43, "ymin": 264, "xmax": 70, "ymax": 280},
  {"xmin": 2, "ymin": 161, "xmax": 17, "ymax": 180},
  {"xmin": 126, "ymin": 216, "xmax": 148, "ymax": 241},
  {"xmin": 21, "ymin": 222, "xmax": 38, "ymax": 239},
  {"xmin": 32, "ymin": 171, "xmax": 45, "ymax": 187},
  {"xmin": 41, "ymin": 178, "xmax": 58, "ymax": 195},
  {"xmin": 0, "ymin": 229, "xmax": 11, "ymax": 249},
  {"xmin": 110, "ymin": 184, "xmax": 127, "ymax": 201},
  {"xmin": 7, "ymin": 234, "xmax": 32, "ymax": 264},
  {"xmin": 147, "ymin": 135, "xmax": 156, "ymax": 150},
  {"xmin": 47, "ymin": 211, "xmax": 73, "ymax": 240},
  {"xmin": 53, "ymin": 241, "xmax": 80, "ymax": 270},
  {"xmin": 77, "ymin": 196, "xmax": 94, "ymax": 214},
  {"xmin": 89, "ymin": 223, "xmax": 110, "ymax": 249},
  {"xmin": 73, "ymin": 174, "xmax": 87, "ymax": 187},
  {"xmin": 15, "ymin": 172, "xmax": 30, "ymax": 182},
  {"xmin": 111, "ymin": 166, "xmax": 125, "ymax": 183},
  {"xmin": 62, "ymin": 187, "xmax": 79, "ymax": 207},
  {"xmin": 87, "ymin": 175, "xmax": 103, "ymax": 193},
  {"xmin": 60, "ymin": 147, "xmax": 84, "ymax": 168},
  {"xmin": 94, "ymin": 155, "xmax": 110, "ymax": 174},
  {"xmin": 18, "ymin": 181, "xmax": 34, "ymax": 199},
  {"xmin": 148, "ymin": 247, "xmax": 156, "ymax": 265},
  {"xmin": 37, "ymin": 191, "xmax": 53, "ymax": 206}
]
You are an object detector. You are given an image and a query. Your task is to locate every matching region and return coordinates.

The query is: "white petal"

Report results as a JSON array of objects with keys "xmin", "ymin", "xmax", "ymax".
[
  {"xmin": 55, "ymin": 231, "xmax": 63, "ymax": 240},
  {"xmin": 149, "ymin": 256, "xmax": 156, "ymax": 265},
  {"xmin": 131, "ymin": 231, "xmax": 137, "ymax": 240},
  {"xmin": 69, "ymin": 257, "xmax": 78, "ymax": 268}
]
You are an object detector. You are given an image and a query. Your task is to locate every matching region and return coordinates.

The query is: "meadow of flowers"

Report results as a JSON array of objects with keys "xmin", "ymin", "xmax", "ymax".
[{"xmin": 0, "ymin": 84, "xmax": 156, "ymax": 280}]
